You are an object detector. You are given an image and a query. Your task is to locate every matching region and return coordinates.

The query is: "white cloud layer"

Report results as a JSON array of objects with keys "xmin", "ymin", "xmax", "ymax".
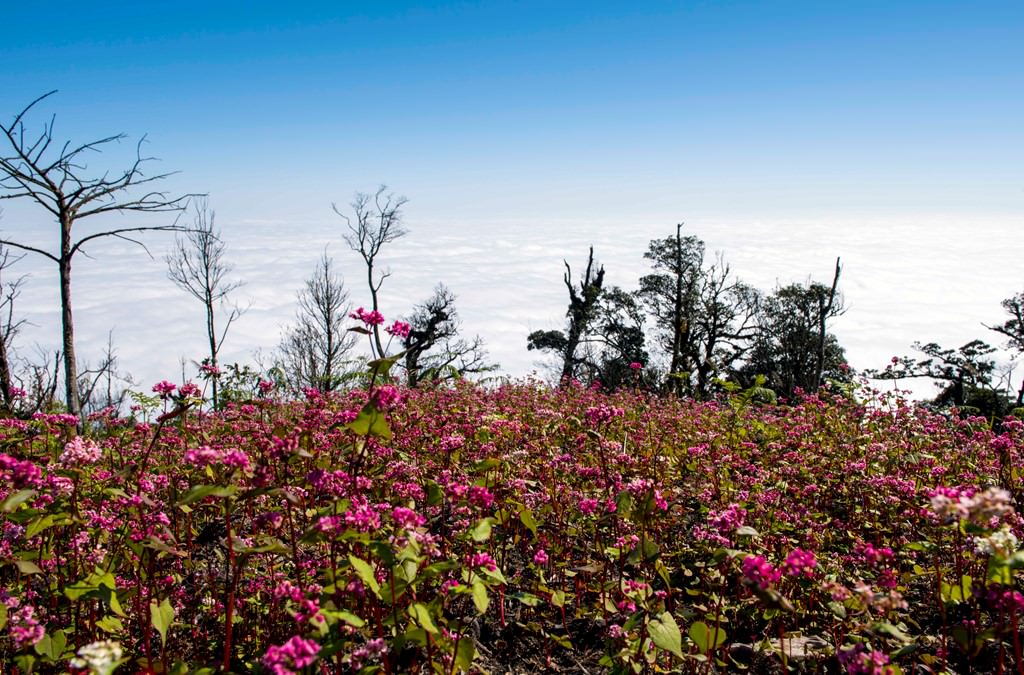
[{"xmin": 5, "ymin": 213, "xmax": 1021, "ymax": 402}]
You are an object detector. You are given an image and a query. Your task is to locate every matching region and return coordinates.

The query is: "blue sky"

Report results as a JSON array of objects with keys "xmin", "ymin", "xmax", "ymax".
[{"xmin": 1, "ymin": 1, "xmax": 1023, "ymax": 394}]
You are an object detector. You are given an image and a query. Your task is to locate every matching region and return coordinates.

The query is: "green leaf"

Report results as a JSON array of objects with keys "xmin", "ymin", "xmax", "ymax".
[
  {"xmin": 688, "ymin": 620, "xmax": 726, "ymax": 655},
  {"xmin": 410, "ymin": 602, "xmax": 440, "ymax": 634},
  {"xmin": 648, "ymin": 612, "xmax": 684, "ymax": 659},
  {"xmin": 2, "ymin": 489, "xmax": 36, "ymax": 512},
  {"xmin": 348, "ymin": 555, "xmax": 381, "ymax": 597},
  {"xmin": 347, "ymin": 403, "xmax": 393, "ymax": 441},
  {"xmin": 471, "ymin": 578, "xmax": 489, "ymax": 614},
  {"xmin": 470, "ymin": 518, "xmax": 494, "ymax": 542},
  {"xmin": 14, "ymin": 559, "xmax": 43, "ymax": 575},
  {"xmin": 519, "ymin": 507, "xmax": 538, "ymax": 537},
  {"xmin": 333, "ymin": 610, "xmax": 365, "ymax": 628},
  {"xmin": 455, "ymin": 636, "xmax": 476, "ymax": 672},
  {"xmin": 96, "ymin": 616, "xmax": 124, "ymax": 633},
  {"xmin": 177, "ymin": 484, "xmax": 236, "ymax": 506},
  {"xmin": 25, "ymin": 514, "xmax": 58, "ymax": 540},
  {"xmin": 34, "ymin": 629, "xmax": 67, "ymax": 661},
  {"xmin": 151, "ymin": 598, "xmax": 174, "ymax": 649}
]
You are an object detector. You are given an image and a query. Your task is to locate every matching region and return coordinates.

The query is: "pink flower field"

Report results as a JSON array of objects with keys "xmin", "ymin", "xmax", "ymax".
[{"xmin": 1, "ymin": 381, "xmax": 1023, "ymax": 674}]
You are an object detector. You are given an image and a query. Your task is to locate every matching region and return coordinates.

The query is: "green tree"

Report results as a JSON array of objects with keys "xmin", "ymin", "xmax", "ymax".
[
  {"xmin": 639, "ymin": 225, "xmax": 758, "ymax": 398},
  {"xmin": 986, "ymin": 291, "xmax": 1024, "ymax": 406},
  {"xmin": 738, "ymin": 263, "xmax": 847, "ymax": 400}
]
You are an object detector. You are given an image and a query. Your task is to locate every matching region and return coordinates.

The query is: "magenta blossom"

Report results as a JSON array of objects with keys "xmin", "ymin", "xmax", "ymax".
[
  {"xmin": 782, "ymin": 548, "xmax": 817, "ymax": 578},
  {"xmin": 386, "ymin": 320, "xmax": 412, "ymax": 339},
  {"xmin": 152, "ymin": 380, "xmax": 177, "ymax": 399},
  {"xmin": 263, "ymin": 635, "xmax": 320, "ymax": 675},
  {"xmin": 370, "ymin": 385, "xmax": 403, "ymax": 411},
  {"xmin": 350, "ymin": 307, "xmax": 385, "ymax": 326},
  {"xmin": 742, "ymin": 554, "xmax": 781, "ymax": 590}
]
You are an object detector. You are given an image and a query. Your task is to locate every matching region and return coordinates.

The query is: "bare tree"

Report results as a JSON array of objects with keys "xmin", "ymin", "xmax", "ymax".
[
  {"xmin": 166, "ymin": 199, "xmax": 246, "ymax": 408},
  {"xmin": 0, "ymin": 242, "xmax": 28, "ymax": 411},
  {"xmin": 78, "ymin": 331, "xmax": 136, "ymax": 415},
  {"xmin": 278, "ymin": 253, "xmax": 357, "ymax": 393},
  {"xmin": 0, "ymin": 91, "xmax": 197, "ymax": 417},
  {"xmin": 402, "ymin": 284, "xmax": 496, "ymax": 387},
  {"xmin": 336, "ymin": 186, "xmax": 408, "ymax": 358},
  {"xmin": 528, "ymin": 247, "xmax": 606, "ymax": 384}
]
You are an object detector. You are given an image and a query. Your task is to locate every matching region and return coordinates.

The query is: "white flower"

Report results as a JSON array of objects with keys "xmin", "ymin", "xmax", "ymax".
[
  {"xmin": 69, "ymin": 640, "xmax": 122, "ymax": 675},
  {"xmin": 974, "ymin": 525, "xmax": 1020, "ymax": 557}
]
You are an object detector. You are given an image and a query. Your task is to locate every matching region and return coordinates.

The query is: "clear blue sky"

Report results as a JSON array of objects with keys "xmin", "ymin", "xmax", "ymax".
[
  {"xmin": 3, "ymin": 1, "xmax": 1021, "ymax": 224},
  {"xmin": 1, "ymin": 1, "xmax": 1023, "ymax": 392}
]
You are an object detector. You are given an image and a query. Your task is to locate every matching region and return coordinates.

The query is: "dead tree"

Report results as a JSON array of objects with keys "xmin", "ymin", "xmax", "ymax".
[
  {"xmin": 166, "ymin": 199, "xmax": 246, "ymax": 408},
  {"xmin": 336, "ymin": 186, "xmax": 408, "ymax": 358},
  {"xmin": 0, "ymin": 242, "xmax": 27, "ymax": 411},
  {"xmin": 278, "ymin": 254, "xmax": 356, "ymax": 393},
  {"xmin": 0, "ymin": 91, "xmax": 197, "ymax": 418}
]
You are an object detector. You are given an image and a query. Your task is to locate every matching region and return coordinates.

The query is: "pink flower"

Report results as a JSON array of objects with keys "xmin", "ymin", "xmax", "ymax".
[
  {"xmin": 178, "ymin": 381, "xmax": 202, "ymax": 398},
  {"xmin": 742, "ymin": 554, "xmax": 781, "ymax": 590},
  {"xmin": 391, "ymin": 506, "xmax": 426, "ymax": 529},
  {"xmin": 370, "ymin": 385, "xmax": 403, "ymax": 411},
  {"xmin": 782, "ymin": 548, "xmax": 817, "ymax": 578},
  {"xmin": 533, "ymin": 548, "xmax": 549, "ymax": 565},
  {"xmin": 263, "ymin": 635, "xmax": 320, "ymax": 675},
  {"xmin": 468, "ymin": 552, "xmax": 498, "ymax": 572},
  {"xmin": 629, "ymin": 362, "xmax": 643, "ymax": 370},
  {"xmin": 59, "ymin": 437, "xmax": 102, "ymax": 467},
  {"xmin": 152, "ymin": 380, "xmax": 177, "ymax": 399},
  {"xmin": 386, "ymin": 320, "xmax": 412, "ymax": 339},
  {"xmin": 350, "ymin": 307, "xmax": 385, "ymax": 326}
]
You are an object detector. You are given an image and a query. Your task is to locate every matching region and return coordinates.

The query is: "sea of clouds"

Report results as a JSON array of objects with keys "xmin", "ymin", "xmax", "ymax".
[{"xmin": 5, "ymin": 213, "xmax": 1021, "ymax": 402}]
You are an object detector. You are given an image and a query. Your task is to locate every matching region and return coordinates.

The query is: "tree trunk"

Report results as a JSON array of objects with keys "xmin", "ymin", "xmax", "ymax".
[
  {"xmin": 205, "ymin": 298, "xmax": 219, "ymax": 408},
  {"xmin": 813, "ymin": 258, "xmax": 841, "ymax": 392},
  {"xmin": 59, "ymin": 256, "xmax": 81, "ymax": 418}
]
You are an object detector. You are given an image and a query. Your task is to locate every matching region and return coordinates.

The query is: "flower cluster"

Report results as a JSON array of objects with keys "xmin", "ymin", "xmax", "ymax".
[
  {"xmin": 262, "ymin": 635, "xmax": 320, "ymax": 675},
  {"xmin": 350, "ymin": 307, "xmax": 385, "ymax": 326},
  {"xmin": 59, "ymin": 436, "xmax": 102, "ymax": 467},
  {"xmin": 741, "ymin": 554, "xmax": 781, "ymax": 590}
]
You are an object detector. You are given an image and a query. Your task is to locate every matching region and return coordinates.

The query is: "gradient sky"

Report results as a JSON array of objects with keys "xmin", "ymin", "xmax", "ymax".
[{"xmin": 1, "ymin": 1, "xmax": 1022, "ymax": 398}]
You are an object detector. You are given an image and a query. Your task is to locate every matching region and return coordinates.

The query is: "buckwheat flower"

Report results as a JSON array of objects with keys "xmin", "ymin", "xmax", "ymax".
[
  {"xmin": 369, "ymin": 385, "xmax": 402, "ymax": 411},
  {"xmin": 838, "ymin": 643, "xmax": 894, "ymax": 675},
  {"xmin": 578, "ymin": 497, "xmax": 600, "ymax": 515},
  {"xmin": 533, "ymin": 548, "xmax": 549, "ymax": 565},
  {"xmin": 178, "ymin": 381, "xmax": 202, "ymax": 398},
  {"xmin": 199, "ymin": 363, "xmax": 222, "ymax": 376},
  {"xmin": 350, "ymin": 307, "xmax": 385, "ymax": 326},
  {"xmin": 385, "ymin": 320, "xmax": 411, "ymax": 339},
  {"xmin": 782, "ymin": 548, "xmax": 817, "ymax": 578},
  {"xmin": 629, "ymin": 361, "xmax": 643, "ymax": 370},
  {"xmin": 58, "ymin": 436, "xmax": 102, "ymax": 467},
  {"xmin": 391, "ymin": 506, "xmax": 426, "ymax": 529},
  {"xmin": 965, "ymin": 487, "xmax": 1015, "ymax": 527},
  {"xmin": 263, "ymin": 635, "xmax": 320, "ymax": 675},
  {"xmin": 741, "ymin": 554, "xmax": 781, "ymax": 590},
  {"xmin": 974, "ymin": 525, "xmax": 1019, "ymax": 557},
  {"xmin": 468, "ymin": 552, "xmax": 498, "ymax": 572},
  {"xmin": 222, "ymin": 449, "xmax": 252, "ymax": 473},
  {"xmin": 184, "ymin": 445, "xmax": 223, "ymax": 468},
  {"xmin": 467, "ymin": 485, "xmax": 495, "ymax": 509},
  {"xmin": 151, "ymin": 380, "xmax": 177, "ymax": 399},
  {"xmin": 9, "ymin": 604, "xmax": 44, "ymax": 649},
  {"xmin": 0, "ymin": 453, "xmax": 43, "ymax": 488},
  {"xmin": 258, "ymin": 379, "xmax": 275, "ymax": 394},
  {"xmin": 69, "ymin": 640, "xmax": 123, "ymax": 675}
]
